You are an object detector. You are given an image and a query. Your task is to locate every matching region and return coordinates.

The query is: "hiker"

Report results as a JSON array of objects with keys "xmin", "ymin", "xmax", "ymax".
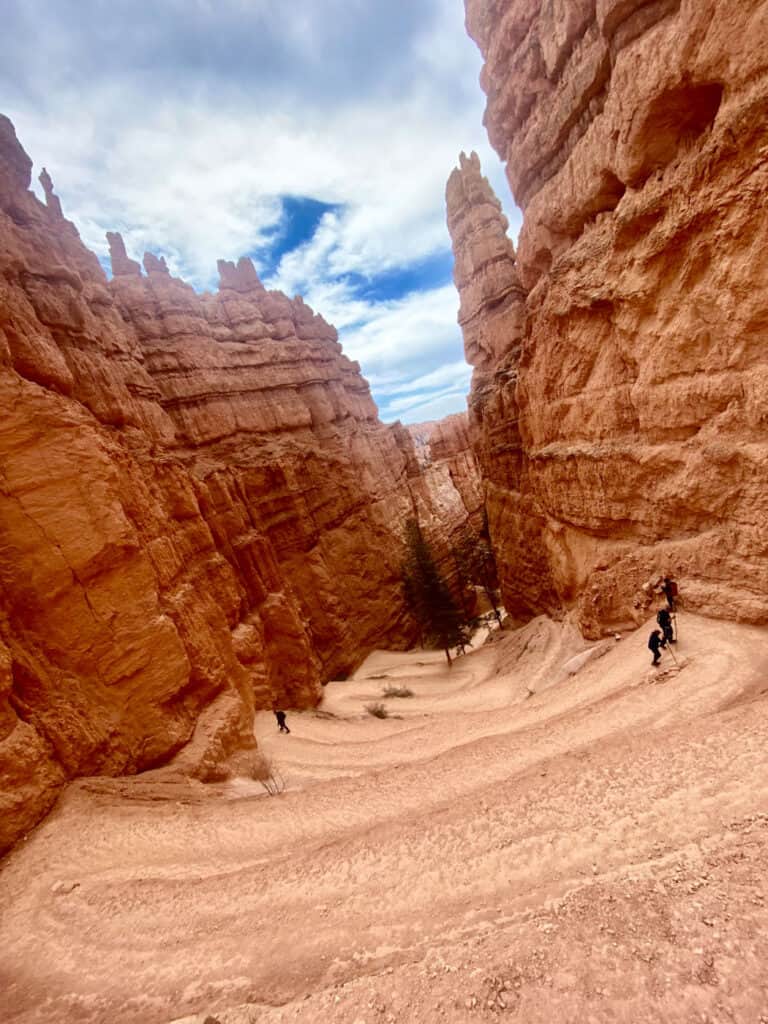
[
  {"xmin": 656, "ymin": 606, "xmax": 675, "ymax": 646},
  {"xmin": 274, "ymin": 710, "xmax": 290, "ymax": 734},
  {"xmin": 648, "ymin": 629, "xmax": 664, "ymax": 666},
  {"xmin": 659, "ymin": 576, "xmax": 678, "ymax": 611}
]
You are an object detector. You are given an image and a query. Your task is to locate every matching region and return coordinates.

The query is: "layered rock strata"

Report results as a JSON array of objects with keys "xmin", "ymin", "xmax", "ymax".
[
  {"xmin": 451, "ymin": 0, "xmax": 768, "ymax": 636},
  {"xmin": 0, "ymin": 115, "xmax": 478, "ymax": 852},
  {"xmin": 407, "ymin": 413, "xmax": 485, "ymax": 567}
]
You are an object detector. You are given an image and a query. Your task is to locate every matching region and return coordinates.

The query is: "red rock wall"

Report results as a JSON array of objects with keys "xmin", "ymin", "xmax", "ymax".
[
  {"xmin": 451, "ymin": 0, "xmax": 768, "ymax": 636},
  {"xmin": 407, "ymin": 412, "xmax": 485, "ymax": 561},
  {"xmin": 0, "ymin": 116, "xmax": 479, "ymax": 852}
]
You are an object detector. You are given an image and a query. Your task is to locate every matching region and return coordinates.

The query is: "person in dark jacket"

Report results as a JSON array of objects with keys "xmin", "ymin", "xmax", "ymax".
[
  {"xmin": 648, "ymin": 629, "xmax": 664, "ymax": 666},
  {"xmin": 274, "ymin": 710, "xmax": 290, "ymax": 734},
  {"xmin": 660, "ymin": 576, "xmax": 678, "ymax": 611},
  {"xmin": 656, "ymin": 606, "xmax": 675, "ymax": 646}
]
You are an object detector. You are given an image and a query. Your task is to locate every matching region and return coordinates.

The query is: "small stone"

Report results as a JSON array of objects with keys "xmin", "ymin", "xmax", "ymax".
[{"xmin": 51, "ymin": 880, "xmax": 79, "ymax": 895}]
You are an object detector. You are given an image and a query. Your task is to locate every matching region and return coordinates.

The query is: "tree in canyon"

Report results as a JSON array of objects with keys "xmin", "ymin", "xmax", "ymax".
[
  {"xmin": 451, "ymin": 520, "xmax": 502, "ymax": 625},
  {"xmin": 401, "ymin": 518, "xmax": 471, "ymax": 666}
]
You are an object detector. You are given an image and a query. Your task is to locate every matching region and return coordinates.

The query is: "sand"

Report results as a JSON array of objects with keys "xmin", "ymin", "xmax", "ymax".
[{"xmin": 1, "ymin": 612, "xmax": 767, "ymax": 1023}]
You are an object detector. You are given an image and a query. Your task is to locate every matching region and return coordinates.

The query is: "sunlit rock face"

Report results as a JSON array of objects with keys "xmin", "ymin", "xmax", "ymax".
[
  {"xmin": 450, "ymin": 0, "xmax": 768, "ymax": 636},
  {"xmin": 0, "ymin": 115, "xmax": 480, "ymax": 852}
]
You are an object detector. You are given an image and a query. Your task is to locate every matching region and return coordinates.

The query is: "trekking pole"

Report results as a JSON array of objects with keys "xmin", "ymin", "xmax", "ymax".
[{"xmin": 665, "ymin": 643, "xmax": 679, "ymax": 667}]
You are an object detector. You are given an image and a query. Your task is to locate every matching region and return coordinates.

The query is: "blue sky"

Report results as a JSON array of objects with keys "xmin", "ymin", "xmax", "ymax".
[{"xmin": 1, "ymin": 0, "xmax": 520, "ymax": 424}]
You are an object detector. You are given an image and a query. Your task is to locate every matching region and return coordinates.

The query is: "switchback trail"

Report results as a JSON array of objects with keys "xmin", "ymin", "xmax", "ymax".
[{"xmin": 1, "ymin": 613, "xmax": 767, "ymax": 1023}]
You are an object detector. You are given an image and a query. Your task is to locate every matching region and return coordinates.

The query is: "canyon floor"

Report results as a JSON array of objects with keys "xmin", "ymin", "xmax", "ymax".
[{"xmin": 2, "ymin": 612, "xmax": 768, "ymax": 1024}]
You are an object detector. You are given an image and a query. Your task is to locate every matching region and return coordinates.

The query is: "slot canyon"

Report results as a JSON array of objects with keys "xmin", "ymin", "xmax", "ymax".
[{"xmin": 1, "ymin": 0, "xmax": 767, "ymax": 1021}]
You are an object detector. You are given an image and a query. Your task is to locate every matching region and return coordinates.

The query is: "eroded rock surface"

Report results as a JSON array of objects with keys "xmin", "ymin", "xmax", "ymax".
[
  {"xmin": 450, "ymin": 0, "xmax": 768, "ymax": 635},
  {"xmin": 408, "ymin": 414, "xmax": 484, "ymax": 541},
  {"xmin": 0, "ymin": 116, "xmax": 478, "ymax": 852}
]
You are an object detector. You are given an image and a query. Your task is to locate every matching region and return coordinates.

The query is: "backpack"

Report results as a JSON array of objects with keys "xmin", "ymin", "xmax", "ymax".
[{"xmin": 667, "ymin": 580, "xmax": 678, "ymax": 597}]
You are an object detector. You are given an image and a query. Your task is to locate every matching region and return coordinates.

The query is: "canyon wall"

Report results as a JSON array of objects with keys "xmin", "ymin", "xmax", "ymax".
[
  {"xmin": 408, "ymin": 414, "xmax": 484, "ymax": 546},
  {"xmin": 450, "ymin": 0, "xmax": 768, "ymax": 636},
  {"xmin": 0, "ymin": 116, "xmax": 478, "ymax": 852}
]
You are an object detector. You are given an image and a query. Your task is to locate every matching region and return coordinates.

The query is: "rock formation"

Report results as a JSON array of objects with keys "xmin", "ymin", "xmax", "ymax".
[
  {"xmin": 408, "ymin": 413, "xmax": 484, "ymax": 546},
  {"xmin": 0, "ymin": 115, "xmax": 479, "ymax": 853},
  {"xmin": 450, "ymin": 0, "xmax": 768, "ymax": 636},
  {"xmin": 38, "ymin": 167, "xmax": 63, "ymax": 219}
]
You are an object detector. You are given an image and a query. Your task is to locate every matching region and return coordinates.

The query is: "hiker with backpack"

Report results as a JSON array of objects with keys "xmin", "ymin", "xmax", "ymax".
[
  {"xmin": 659, "ymin": 575, "xmax": 678, "ymax": 611},
  {"xmin": 657, "ymin": 606, "xmax": 675, "ymax": 646}
]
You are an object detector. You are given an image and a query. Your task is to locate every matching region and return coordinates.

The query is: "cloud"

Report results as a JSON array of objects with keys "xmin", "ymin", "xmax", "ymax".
[
  {"xmin": 382, "ymin": 388, "xmax": 471, "ymax": 426},
  {"xmin": 338, "ymin": 285, "xmax": 463, "ymax": 377},
  {"xmin": 0, "ymin": 0, "xmax": 521, "ymax": 423},
  {"xmin": 378, "ymin": 360, "xmax": 473, "ymax": 399}
]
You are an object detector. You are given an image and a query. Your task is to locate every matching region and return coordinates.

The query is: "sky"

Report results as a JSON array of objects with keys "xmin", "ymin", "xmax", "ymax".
[{"xmin": 1, "ymin": 0, "xmax": 520, "ymax": 424}]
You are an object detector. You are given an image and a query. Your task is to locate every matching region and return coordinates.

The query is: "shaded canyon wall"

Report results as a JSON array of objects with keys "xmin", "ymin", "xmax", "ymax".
[
  {"xmin": 0, "ymin": 116, "xmax": 480, "ymax": 852},
  {"xmin": 449, "ymin": 0, "xmax": 768, "ymax": 636}
]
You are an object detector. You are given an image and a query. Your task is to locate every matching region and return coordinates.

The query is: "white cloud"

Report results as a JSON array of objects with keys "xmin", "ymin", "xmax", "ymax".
[
  {"xmin": 382, "ymin": 388, "xmax": 470, "ymax": 426},
  {"xmin": 338, "ymin": 285, "xmax": 462, "ymax": 374},
  {"xmin": 378, "ymin": 360, "xmax": 472, "ymax": 398}
]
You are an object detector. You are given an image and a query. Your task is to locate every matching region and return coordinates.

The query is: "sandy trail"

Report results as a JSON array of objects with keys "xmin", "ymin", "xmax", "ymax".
[{"xmin": 1, "ymin": 613, "xmax": 768, "ymax": 1023}]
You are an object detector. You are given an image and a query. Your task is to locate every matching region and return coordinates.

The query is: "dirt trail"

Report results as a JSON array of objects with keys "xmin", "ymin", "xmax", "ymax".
[{"xmin": 2, "ymin": 613, "xmax": 768, "ymax": 1024}]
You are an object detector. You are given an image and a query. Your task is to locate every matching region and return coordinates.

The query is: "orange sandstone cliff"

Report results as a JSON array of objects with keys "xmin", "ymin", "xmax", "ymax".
[
  {"xmin": 449, "ymin": 0, "xmax": 768, "ymax": 636},
  {"xmin": 0, "ymin": 116, "xmax": 478, "ymax": 852},
  {"xmin": 408, "ymin": 414, "xmax": 484, "ymax": 544}
]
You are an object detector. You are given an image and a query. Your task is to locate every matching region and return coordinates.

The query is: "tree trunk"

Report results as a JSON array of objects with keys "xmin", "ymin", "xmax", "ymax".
[{"xmin": 444, "ymin": 648, "xmax": 452, "ymax": 667}]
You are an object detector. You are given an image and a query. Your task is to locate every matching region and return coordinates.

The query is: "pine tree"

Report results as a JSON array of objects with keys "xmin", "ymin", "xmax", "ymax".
[
  {"xmin": 402, "ymin": 518, "xmax": 471, "ymax": 666},
  {"xmin": 453, "ymin": 527, "xmax": 502, "ymax": 625}
]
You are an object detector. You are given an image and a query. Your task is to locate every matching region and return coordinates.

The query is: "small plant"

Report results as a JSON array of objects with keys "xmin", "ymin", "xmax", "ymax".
[
  {"xmin": 365, "ymin": 701, "xmax": 389, "ymax": 719},
  {"xmin": 248, "ymin": 753, "xmax": 286, "ymax": 796},
  {"xmin": 382, "ymin": 684, "xmax": 414, "ymax": 698}
]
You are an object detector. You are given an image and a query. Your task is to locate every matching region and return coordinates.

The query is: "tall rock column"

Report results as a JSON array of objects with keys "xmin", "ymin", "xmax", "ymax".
[
  {"xmin": 452, "ymin": 0, "xmax": 768, "ymax": 635},
  {"xmin": 447, "ymin": 152, "xmax": 559, "ymax": 617}
]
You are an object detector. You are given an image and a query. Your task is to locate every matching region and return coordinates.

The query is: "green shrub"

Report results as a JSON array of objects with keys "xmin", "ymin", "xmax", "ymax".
[
  {"xmin": 248, "ymin": 753, "xmax": 286, "ymax": 796},
  {"xmin": 365, "ymin": 702, "xmax": 389, "ymax": 719},
  {"xmin": 382, "ymin": 684, "xmax": 414, "ymax": 698}
]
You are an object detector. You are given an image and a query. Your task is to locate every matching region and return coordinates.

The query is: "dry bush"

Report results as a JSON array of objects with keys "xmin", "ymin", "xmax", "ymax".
[
  {"xmin": 382, "ymin": 684, "xmax": 414, "ymax": 698},
  {"xmin": 248, "ymin": 752, "xmax": 286, "ymax": 796},
  {"xmin": 365, "ymin": 701, "xmax": 389, "ymax": 719}
]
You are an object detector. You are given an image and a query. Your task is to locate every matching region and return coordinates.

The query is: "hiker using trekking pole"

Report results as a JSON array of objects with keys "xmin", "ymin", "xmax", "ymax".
[{"xmin": 657, "ymin": 605, "xmax": 675, "ymax": 646}]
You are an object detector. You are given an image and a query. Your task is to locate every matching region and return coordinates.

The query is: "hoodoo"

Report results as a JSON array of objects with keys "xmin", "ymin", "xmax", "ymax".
[
  {"xmin": 0, "ymin": 115, "xmax": 481, "ymax": 852},
  {"xmin": 449, "ymin": 0, "xmax": 768, "ymax": 637}
]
